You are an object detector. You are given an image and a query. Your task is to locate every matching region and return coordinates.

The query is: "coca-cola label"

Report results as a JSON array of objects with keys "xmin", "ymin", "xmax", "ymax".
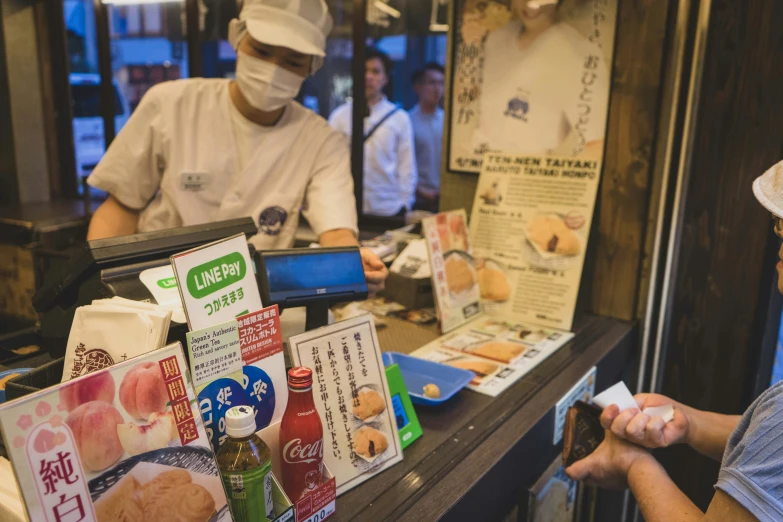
[{"xmin": 283, "ymin": 438, "xmax": 324, "ymax": 464}]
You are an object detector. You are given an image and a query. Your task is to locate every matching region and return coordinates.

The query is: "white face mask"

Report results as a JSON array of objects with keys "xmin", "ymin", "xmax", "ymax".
[{"xmin": 235, "ymin": 50, "xmax": 305, "ymax": 111}]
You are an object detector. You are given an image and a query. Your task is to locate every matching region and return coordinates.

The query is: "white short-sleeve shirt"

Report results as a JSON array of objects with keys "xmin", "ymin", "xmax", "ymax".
[
  {"xmin": 475, "ymin": 21, "xmax": 610, "ymax": 155},
  {"xmin": 87, "ymin": 78, "xmax": 358, "ymax": 250},
  {"xmin": 328, "ymin": 98, "xmax": 418, "ymax": 216}
]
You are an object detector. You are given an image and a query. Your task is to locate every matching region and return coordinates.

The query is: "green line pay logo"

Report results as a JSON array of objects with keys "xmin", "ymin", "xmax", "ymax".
[
  {"xmin": 157, "ymin": 277, "xmax": 177, "ymax": 289},
  {"xmin": 186, "ymin": 252, "xmax": 246, "ymax": 299}
]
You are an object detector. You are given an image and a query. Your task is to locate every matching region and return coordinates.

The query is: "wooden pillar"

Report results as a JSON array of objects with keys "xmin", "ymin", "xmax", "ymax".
[{"xmin": 589, "ymin": 1, "xmax": 671, "ymax": 321}]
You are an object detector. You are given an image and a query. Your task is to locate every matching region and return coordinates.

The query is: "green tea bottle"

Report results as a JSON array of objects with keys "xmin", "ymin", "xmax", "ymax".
[{"xmin": 217, "ymin": 405, "xmax": 274, "ymax": 522}]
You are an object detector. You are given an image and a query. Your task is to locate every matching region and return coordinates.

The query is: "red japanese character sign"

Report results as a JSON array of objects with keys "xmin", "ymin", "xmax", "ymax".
[
  {"xmin": 236, "ymin": 305, "xmax": 283, "ymax": 365},
  {"xmin": 25, "ymin": 420, "xmax": 96, "ymax": 522}
]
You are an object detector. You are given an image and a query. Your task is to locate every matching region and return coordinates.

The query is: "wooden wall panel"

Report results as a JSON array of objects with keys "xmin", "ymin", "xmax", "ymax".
[
  {"xmin": 659, "ymin": 0, "xmax": 783, "ymax": 509},
  {"xmin": 589, "ymin": 1, "xmax": 670, "ymax": 321},
  {"xmin": 440, "ymin": 1, "xmax": 670, "ymax": 322}
]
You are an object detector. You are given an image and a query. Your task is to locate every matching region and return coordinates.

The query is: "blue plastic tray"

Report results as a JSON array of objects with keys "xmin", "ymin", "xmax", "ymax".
[
  {"xmin": 382, "ymin": 352, "xmax": 474, "ymax": 405},
  {"xmin": 0, "ymin": 368, "xmax": 33, "ymax": 403}
]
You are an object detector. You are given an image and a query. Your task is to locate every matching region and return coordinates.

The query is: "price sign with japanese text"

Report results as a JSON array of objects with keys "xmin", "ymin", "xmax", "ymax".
[
  {"xmin": 188, "ymin": 306, "xmax": 288, "ymax": 452},
  {"xmin": 171, "ymin": 233, "xmax": 263, "ymax": 331},
  {"xmin": 289, "ymin": 314, "xmax": 403, "ymax": 496}
]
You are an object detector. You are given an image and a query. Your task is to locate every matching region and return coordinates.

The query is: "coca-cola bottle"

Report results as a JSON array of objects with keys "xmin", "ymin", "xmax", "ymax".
[{"xmin": 279, "ymin": 367, "xmax": 324, "ymax": 501}]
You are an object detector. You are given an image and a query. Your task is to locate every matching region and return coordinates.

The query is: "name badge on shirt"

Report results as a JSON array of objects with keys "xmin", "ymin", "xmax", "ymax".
[{"xmin": 180, "ymin": 172, "xmax": 211, "ymax": 192}]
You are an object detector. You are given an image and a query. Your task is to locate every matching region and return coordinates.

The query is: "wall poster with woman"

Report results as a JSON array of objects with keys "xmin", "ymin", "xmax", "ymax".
[{"xmin": 446, "ymin": 0, "xmax": 618, "ymax": 174}]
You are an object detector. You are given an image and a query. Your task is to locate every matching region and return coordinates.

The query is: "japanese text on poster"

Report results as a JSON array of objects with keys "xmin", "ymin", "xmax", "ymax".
[
  {"xmin": 289, "ymin": 314, "xmax": 403, "ymax": 496},
  {"xmin": 469, "ymin": 153, "xmax": 601, "ymax": 330}
]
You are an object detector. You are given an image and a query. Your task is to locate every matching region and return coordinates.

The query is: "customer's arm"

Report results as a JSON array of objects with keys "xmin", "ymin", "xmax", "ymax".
[
  {"xmin": 86, "ymin": 84, "xmax": 166, "ymax": 240},
  {"xmin": 87, "ymin": 195, "xmax": 140, "ymax": 240},
  {"xmin": 567, "ymin": 432, "xmax": 757, "ymax": 522},
  {"xmin": 304, "ymin": 129, "xmax": 388, "ymax": 296},
  {"xmin": 601, "ymin": 393, "xmax": 740, "ymax": 462}
]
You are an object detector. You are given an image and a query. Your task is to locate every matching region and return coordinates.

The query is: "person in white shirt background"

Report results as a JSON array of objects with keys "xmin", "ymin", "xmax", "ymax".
[
  {"xmin": 85, "ymin": 0, "xmax": 388, "ymax": 294},
  {"xmin": 329, "ymin": 49, "xmax": 418, "ymax": 217},
  {"xmin": 410, "ymin": 63, "xmax": 445, "ymax": 214},
  {"xmin": 471, "ymin": 0, "xmax": 609, "ymax": 159}
]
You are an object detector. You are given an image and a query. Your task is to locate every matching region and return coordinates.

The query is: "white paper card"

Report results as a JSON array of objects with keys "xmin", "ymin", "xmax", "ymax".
[
  {"xmin": 592, "ymin": 382, "xmax": 638, "ymax": 412},
  {"xmin": 288, "ymin": 314, "xmax": 403, "ymax": 496},
  {"xmin": 410, "ymin": 316, "xmax": 574, "ymax": 397},
  {"xmin": 642, "ymin": 404, "xmax": 675, "ymax": 423},
  {"xmin": 592, "ymin": 382, "xmax": 675, "ymax": 424},
  {"xmin": 138, "ymin": 264, "xmax": 187, "ymax": 323},
  {"xmin": 389, "ymin": 239, "xmax": 431, "ymax": 279}
]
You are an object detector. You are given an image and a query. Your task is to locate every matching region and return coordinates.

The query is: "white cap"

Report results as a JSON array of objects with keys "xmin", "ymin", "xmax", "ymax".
[
  {"xmin": 228, "ymin": 0, "xmax": 333, "ymax": 57},
  {"xmin": 753, "ymin": 160, "xmax": 783, "ymax": 217},
  {"xmin": 225, "ymin": 406, "xmax": 257, "ymax": 438}
]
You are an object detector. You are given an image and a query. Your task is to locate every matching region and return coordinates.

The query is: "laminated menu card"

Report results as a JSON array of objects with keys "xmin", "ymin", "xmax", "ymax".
[
  {"xmin": 288, "ymin": 314, "xmax": 403, "ymax": 496},
  {"xmin": 469, "ymin": 153, "xmax": 602, "ymax": 331},
  {"xmin": 410, "ymin": 316, "xmax": 574, "ymax": 397},
  {"xmin": 0, "ymin": 342, "xmax": 230, "ymax": 522}
]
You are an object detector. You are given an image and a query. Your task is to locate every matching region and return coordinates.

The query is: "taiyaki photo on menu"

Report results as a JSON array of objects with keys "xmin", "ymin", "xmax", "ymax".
[
  {"xmin": 444, "ymin": 254, "xmax": 477, "ymax": 294},
  {"xmin": 448, "ymin": 359, "xmax": 498, "ymax": 385},
  {"xmin": 352, "ymin": 388, "xmax": 386, "ymax": 421},
  {"xmin": 527, "ymin": 215, "xmax": 581, "ymax": 256},
  {"xmin": 353, "ymin": 426, "xmax": 389, "ymax": 461},
  {"xmin": 476, "ymin": 261, "xmax": 511, "ymax": 302},
  {"xmin": 96, "ymin": 469, "xmax": 217, "ymax": 522},
  {"xmin": 467, "ymin": 341, "xmax": 527, "ymax": 363}
]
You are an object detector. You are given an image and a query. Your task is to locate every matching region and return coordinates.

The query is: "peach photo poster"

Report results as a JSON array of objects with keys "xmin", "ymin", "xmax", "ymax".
[
  {"xmin": 0, "ymin": 343, "xmax": 230, "ymax": 522},
  {"xmin": 469, "ymin": 153, "xmax": 601, "ymax": 331}
]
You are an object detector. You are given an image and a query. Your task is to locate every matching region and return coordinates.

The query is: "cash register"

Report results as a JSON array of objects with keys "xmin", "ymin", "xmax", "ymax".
[{"xmin": 33, "ymin": 218, "xmax": 368, "ymax": 358}]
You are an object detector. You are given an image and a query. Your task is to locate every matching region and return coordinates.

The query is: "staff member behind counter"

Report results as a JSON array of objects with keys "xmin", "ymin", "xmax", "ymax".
[{"xmin": 86, "ymin": 0, "xmax": 388, "ymax": 293}]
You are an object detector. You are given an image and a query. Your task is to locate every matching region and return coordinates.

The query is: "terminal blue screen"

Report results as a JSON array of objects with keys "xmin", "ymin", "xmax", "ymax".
[
  {"xmin": 264, "ymin": 250, "xmax": 367, "ymax": 303},
  {"xmin": 391, "ymin": 393, "xmax": 409, "ymax": 429}
]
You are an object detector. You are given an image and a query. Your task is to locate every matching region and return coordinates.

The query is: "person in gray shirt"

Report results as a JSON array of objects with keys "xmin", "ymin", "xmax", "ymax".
[
  {"xmin": 566, "ymin": 159, "xmax": 783, "ymax": 522},
  {"xmin": 410, "ymin": 63, "xmax": 445, "ymax": 213}
]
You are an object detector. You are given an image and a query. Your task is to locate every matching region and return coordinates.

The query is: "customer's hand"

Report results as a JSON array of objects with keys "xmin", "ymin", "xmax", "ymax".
[
  {"xmin": 565, "ymin": 431, "xmax": 654, "ymax": 490},
  {"xmin": 360, "ymin": 248, "xmax": 388, "ymax": 296},
  {"xmin": 601, "ymin": 393, "xmax": 690, "ymax": 449}
]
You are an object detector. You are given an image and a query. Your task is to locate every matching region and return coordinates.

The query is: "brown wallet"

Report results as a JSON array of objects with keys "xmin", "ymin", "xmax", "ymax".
[{"xmin": 562, "ymin": 400, "xmax": 605, "ymax": 468}]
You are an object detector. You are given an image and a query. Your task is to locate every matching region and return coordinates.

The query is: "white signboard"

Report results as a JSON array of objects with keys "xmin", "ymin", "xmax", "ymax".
[
  {"xmin": 170, "ymin": 233, "xmax": 263, "ymax": 330},
  {"xmin": 288, "ymin": 314, "xmax": 403, "ymax": 496}
]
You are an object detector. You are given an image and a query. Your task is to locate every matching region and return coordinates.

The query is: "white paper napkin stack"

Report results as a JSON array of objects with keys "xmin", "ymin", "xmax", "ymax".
[{"xmin": 60, "ymin": 297, "xmax": 173, "ymax": 382}]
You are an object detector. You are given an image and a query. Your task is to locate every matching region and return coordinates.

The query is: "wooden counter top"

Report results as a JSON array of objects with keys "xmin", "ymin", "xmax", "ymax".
[{"xmin": 335, "ymin": 314, "xmax": 635, "ymax": 521}]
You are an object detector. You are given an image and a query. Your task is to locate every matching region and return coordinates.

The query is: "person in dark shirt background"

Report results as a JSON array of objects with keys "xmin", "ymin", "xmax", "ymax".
[{"xmin": 410, "ymin": 63, "xmax": 445, "ymax": 213}]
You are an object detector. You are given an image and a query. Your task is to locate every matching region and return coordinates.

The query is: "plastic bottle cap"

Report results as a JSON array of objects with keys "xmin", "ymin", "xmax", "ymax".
[{"xmin": 225, "ymin": 406, "xmax": 257, "ymax": 438}]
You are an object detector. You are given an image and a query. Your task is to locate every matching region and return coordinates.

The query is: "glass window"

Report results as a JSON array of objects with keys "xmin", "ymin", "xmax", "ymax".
[
  {"xmin": 64, "ymin": 0, "xmax": 188, "ymax": 195},
  {"xmin": 200, "ymin": 0, "xmax": 238, "ymax": 79},
  {"xmin": 64, "ymin": 0, "xmax": 101, "ymax": 192},
  {"xmin": 108, "ymin": 3, "xmax": 189, "ymax": 113},
  {"xmin": 359, "ymin": 0, "xmax": 448, "ymax": 217}
]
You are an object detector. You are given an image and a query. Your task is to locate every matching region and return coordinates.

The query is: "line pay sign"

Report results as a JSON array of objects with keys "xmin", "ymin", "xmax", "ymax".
[{"xmin": 171, "ymin": 233, "xmax": 263, "ymax": 330}]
